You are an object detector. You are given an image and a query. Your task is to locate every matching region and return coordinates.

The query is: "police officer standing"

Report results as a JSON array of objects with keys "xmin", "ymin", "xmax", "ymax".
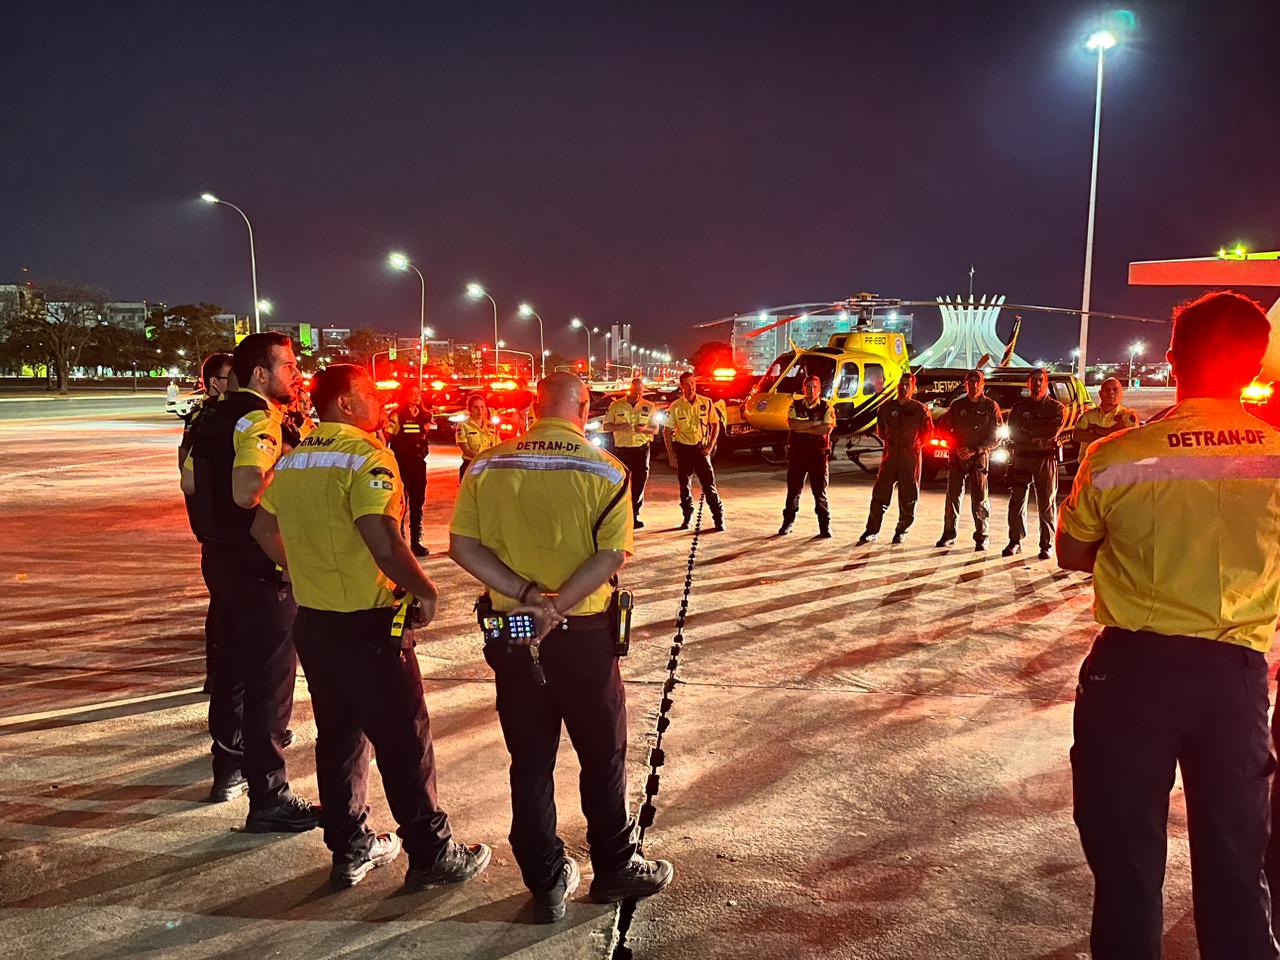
[
  {"xmin": 388, "ymin": 384, "xmax": 433, "ymax": 556},
  {"xmin": 1072, "ymin": 376, "xmax": 1139, "ymax": 446},
  {"xmin": 252, "ymin": 364, "xmax": 490, "ymax": 889},
  {"xmin": 858, "ymin": 372, "xmax": 932, "ymax": 544},
  {"xmin": 603, "ymin": 377, "xmax": 659, "ymax": 528},
  {"xmin": 450, "ymin": 372, "xmax": 672, "ymax": 923},
  {"xmin": 664, "ymin": 371, "xmax": 725, "ymax": 532},
  {"xmin": 1002, "ymin": 369, "xmax": 1065, "ymax": 560},
  {"xmin": 180, "ymin": 332, "xmax": 317, "ymax": 827},
  {"xmin": 178, "ymin": 352, "xmax": 232, "ymax": 471},
  {"xmin": 935, "ymin": 370, "xmax": 1002, "ymax": 550},
  {"xmin": 779, "ymin": 374, "xmax": 835, "ymax": 538},
  {"xmin": 455, "ymin": 393, "xmax": 499, "ymax": 479},
  {"xmin": 1059, "ymin": 291, "xmax": 1280, "ymax": 959}
]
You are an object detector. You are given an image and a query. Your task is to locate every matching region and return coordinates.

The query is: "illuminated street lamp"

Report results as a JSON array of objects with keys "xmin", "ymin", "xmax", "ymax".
[
  {"xmin": 1070, "ymin": 347, "xmax": 1081, "ymax": 375},
  {"xmin": 1077, "ymin": 26, "xmax": 1120, "ymax": 381},
  {"xmin": 201, "ymin": 192, "xmax": 262, "ymax": 333},
  {"xmin": 388, "ymin": 251, "xmax": 428, "ymax": 385},
  {"xmin": 570, "ymin": 318, "xmax": 595, "ymax": 379},
  {"xmin": 518, "ymin": 303, "xmax": 546, "ymax": 379},
  {"xmin": 257, "ymin": 298, "xmax": 274, "ymax": 316},
  {"xmin": 1128, "ymin": 340, "xmax": 1145, "ymax": 387},
  {"xmin": 466, "ymin": 283, "xmax": 500, "ymax": 375}
]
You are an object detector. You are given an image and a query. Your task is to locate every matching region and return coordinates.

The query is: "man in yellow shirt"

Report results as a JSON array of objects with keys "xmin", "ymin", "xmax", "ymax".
[
  {"xmin": 253, "ymin": 364, "xmax": 490, "ymax": 890},
  {"xmin": 181, "ymin": 332, "xmax": 317, "ymax": 828},
  {"xmin": 1072, "ymin": 377, "xmax": 1139, "ymax": 446},
  {"xmin": 1058, "ymin": 291, "xmax": 1280, "ymax": 959},
  {"xmin": 455, "ymin": 393, "xmax": 499, "ymax": 479},
  {"xmin": 450, "ymin": 372, "xmax": 672, "ymax": 923},
  {"xmin": 603, "ymin": 377, "xmax": 659, "ymax": 528},
  {"xmin": 663, "ymin": 371, "xmax": 725, "ymax": 531}
]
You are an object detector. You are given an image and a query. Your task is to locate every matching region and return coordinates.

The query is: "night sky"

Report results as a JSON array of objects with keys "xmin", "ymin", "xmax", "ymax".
[{"xmin": 3, "ymin": 0, "xmax": 1277, "ymax": 363}]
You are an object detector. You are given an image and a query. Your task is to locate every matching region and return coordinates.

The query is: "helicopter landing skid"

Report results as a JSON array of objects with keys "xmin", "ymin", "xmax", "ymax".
[{"xmin": 843, "ymin": 434, "xmax": 884, "ymax": 475}]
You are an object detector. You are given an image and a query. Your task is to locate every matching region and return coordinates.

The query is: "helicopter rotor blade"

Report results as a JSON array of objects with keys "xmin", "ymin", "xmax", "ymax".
[{"xmin": 998, "ymin": 303, "xmax": 1167, "ymax": 325}]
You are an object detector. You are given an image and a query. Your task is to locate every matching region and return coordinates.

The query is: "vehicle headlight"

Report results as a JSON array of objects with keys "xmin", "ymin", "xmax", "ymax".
[
  {"xmin": 654, "ymin": 412, "xmax": 667, "ymax": 423},
  {"xmin": 991, "ymin": 448, "xmax": 1010, "ymax": 464},
  {"xmin": 996, "ymin": 424, "xmax": 1010, "ymax": 440},
  {"xmin": 587, "ymin": 420, "xmax": 603, "ymax": 431},
  {"xmin": 590, "ymin": 437, "xmax": 604, "ymax": 447},
  {"xmin": 448, "ymin": 413, "xmax": 468, "ymax": 423}
]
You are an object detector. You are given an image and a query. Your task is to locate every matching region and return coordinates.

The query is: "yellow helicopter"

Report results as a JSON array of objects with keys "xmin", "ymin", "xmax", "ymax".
[{"xmin": 699, "ymin": 292, "xmax": 1167, "ymax": 463}]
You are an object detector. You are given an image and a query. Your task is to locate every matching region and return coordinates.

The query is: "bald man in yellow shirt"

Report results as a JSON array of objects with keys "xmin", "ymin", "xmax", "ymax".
[{"xmin": 1058, "ymin": 291, "xmax": 1280, "ymax": 959}]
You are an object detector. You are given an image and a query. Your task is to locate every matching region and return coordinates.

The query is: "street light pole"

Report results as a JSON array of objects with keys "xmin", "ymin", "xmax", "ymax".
[
  {"xmin": 518, "ymin": 304, "xmax": 546, "ymax": 380},
  {"xmin": 467, "ymin": 284, "xmax": 500, "ymax": 375},
  {"xmin": 388, "ymin": 253, "xmax": 427, "ymax": 385},
  {"xmin": 1078, "ymin": 30, "xmax": 1116, "ymax": 383},
  {"xmin": 571, "ymin": 318, "xmax": 594, "ymax": 378},
  {"xmin": 201, "ymin": 193, "xmax": 261, "ymax": 333}
]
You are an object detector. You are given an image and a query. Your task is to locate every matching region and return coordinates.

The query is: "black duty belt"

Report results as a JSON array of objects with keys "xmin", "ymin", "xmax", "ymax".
[{"xmin": 556, "ymin": 611, "xmax": 611, "ymax": 631}]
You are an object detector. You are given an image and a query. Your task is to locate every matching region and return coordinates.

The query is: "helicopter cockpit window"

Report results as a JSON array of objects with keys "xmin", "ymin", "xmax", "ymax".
[
  {"xmin": 862, "ymin": 363, "xmax": 886, "ymax": 396},
  {"xmin": 836, "ymin": 362, "xmax": 859, "ymax": 399},
  {"xmin": 774, "ymin": 355, "xmax": 837, "ymax": 397},
  {"xmin": 755, "ymin": 352, "xmax": 795, "ymax": 395}
]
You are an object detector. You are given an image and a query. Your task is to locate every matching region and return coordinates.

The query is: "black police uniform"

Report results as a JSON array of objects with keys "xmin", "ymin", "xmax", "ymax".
[
  {"xmin": 187, "ymin": 391, "xmax": 298, "ymax": 811},
  {"xmin": 390, "ymin": 405, "xmax": 432, "ymax": 548},
  {"xmin": 1006, "ymin": 395, "xmax": 1065, "ymax": 553},
  {"xmin": 782, "ymin": 397, "xmax": 833, "ymax": 535},
  {"xmin": 180, "ymin": 396, "xmax": 221, "ymax": 696},
  {"xmin": 937, "ymin": 394, "xmax": 1002, "ymax": 545},
  {"xmin": 864, "ymin": 397, "xmax": 932, "ymax": 538}
]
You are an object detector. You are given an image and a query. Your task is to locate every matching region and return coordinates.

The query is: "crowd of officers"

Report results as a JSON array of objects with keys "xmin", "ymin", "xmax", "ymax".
[
  {"xmin": 177, "ymin": 292, "xmax": 1280, "ymax": 949},
  {"xmin": 179, "ymin": 337, "xmax": 670, "ymax": 922}
]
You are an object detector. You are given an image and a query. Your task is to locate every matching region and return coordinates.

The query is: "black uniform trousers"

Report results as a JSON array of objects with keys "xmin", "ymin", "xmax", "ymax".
[
  {"xmin": 782, "ymin": 445, "xmax": 829, "ymax": 528},
  {"xmin": 864, "ymin": 447, "xmax": 921, "ymax": 535},
  {"xmin": 674, "ymin": 441, "xmax": 723, "ymax": 522},
  {"xmin": 941, "ymin": 457, "xmax": 990, "ymax": 543},
  {"xmin": 1007, "ymin": 455, "xmax": 1057, "ymax": 551},
  {"xmin": 486, "ymin": 623, "xmax": 637, "ymax": 893},
  {"xmin": 293, "ymin": 606, "xmax": 453, "ymax": 866},
  {"xmin": 614, "ymin": 445, "xmax": 650, "ymax": 521},
  {"xmin": 1073, "ymin": 628, "xmax": 1277, "ymax": 960},
  {"xmin": 200, "ymin": 544, "xmax": 297, "ymax": 806},
  {"xmin": 397, "ymin": 453, "xmax": 427, "ymax": 544}
]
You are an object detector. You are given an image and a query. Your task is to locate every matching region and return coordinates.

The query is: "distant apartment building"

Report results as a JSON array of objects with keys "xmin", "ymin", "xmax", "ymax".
[{"xmin": 732, "ymin": 311, "xmax": 915, "ymax": 373}]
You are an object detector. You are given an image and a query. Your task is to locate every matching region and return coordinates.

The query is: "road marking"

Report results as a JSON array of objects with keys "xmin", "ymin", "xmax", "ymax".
[
  {"xmin": 0, "ymin": 451, "xmax": 171, "ymax": 480},
  {"xmin": 0, "ymin": 686, "xmax": 206, "ymax": 729}
]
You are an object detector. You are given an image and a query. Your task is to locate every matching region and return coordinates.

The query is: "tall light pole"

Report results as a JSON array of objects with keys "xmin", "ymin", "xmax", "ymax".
[
  {"xmin": 1128, "ymin": 340, "xmax": 1144, "ymax": 388},
  {"xmin": 388, "ymin": 252, "xmax": 428, "ymax": 385},
  {"xmin": 570, "ymin": 318, "xmax": 595, "ymax": 378},
  {"xmin": 1077, "ymin": 28, "xmax": 1118, "ymax": 383},
  {"xmin": 466, "ymin": 283, "xmax": 499, "ymax": 375},
  {"xmin": 518, "ymin": 303, "xmax": 546, "ymax": 380},
  {"xmin": 201, "ymin": 193, "xmax": 262, "ymax": 333}
]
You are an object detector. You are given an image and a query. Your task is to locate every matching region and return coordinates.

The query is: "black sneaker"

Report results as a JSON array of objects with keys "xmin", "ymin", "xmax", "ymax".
[
  {"xmin": 816, "ymin": 528, "xmax": 832, "ymax": 539},
  {"xmin": 1037, "ymin": 548, "xmax": 1052, "ymax": 561},
  {"xmin": 777, "ymin": 521, "xmax": 794, "ymax": 536},
  {"xmin": 533, "ymin": 857, "xmax": 581, "ymax": 923},
  {"xmin": 891, "ymin": 532, "xmax": 905, "ymax": 545},
  {"xmin": 857, "ymin": 532, "xmax": 877, "ymax": 544},
  {"xmin": 1001, "ymin": 542, "xmax": 1022, "ymax": 557},
  {"xmin": 712, "ymin": 518, "xmax": 726, "ymax": 533},
  {"xmin": 331, "ymin": 833, "xmax": 402, "ymax": 888},
  {"xmin": 404, "ymin": 841, "xmax": 492, "ymax": 888},
  {"xmin": 589, "ymin": 856, "xmax": 674, "ymax": 903},
  {"xmin": 208, "ymin": 772, "xmax": 248, "ymax": 803},
  {"xmin": 678, "ymin": 517, "xmax": 692, "ymax": 530},
  {"xmin": 411, "ymin": 542, "xmax": 429, "ymax": 558},
  {"xmin": 244, "ymin": 794, "xmax": 320, "ymax": 833},
  {"xmin": 974, "ymin": 540, "xmax": 988, "ymax": 552},
  {"xmin": 936, "ymin": 536, "xmax": 956, "ymax": 548},
  {"xmin": 634, "ymin": 519, "xmax": 645, "ymax": 529}
]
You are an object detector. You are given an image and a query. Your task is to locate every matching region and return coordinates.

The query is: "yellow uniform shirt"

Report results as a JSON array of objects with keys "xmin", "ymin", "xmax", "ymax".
[
  {"xmin": 259, "ymin": 422, "xmax": 405, "ymax": 612},
  {"xmin": 232, "ymin": 390, "xmax": 285, "ymax": 471},
  {"xmin": 450, "ymin": 417, "xmax": 634, "ymax": 615},
  {"xmin": 1059, "ymin": 398, "xmax": 1280, "ymax": 652},
  {"xmin": 605, "ymin": 397, "xmax": 658, "ymax": 447},
  {"xmin": 455, "ymin": 416, "xmax": 499, "ymax": 460},
  {"xmin": 667, "ymin": 395, "xmax": 721, "ymax": 446},
  {"xmin": 1072, "ymin": 404, "xmax": 1139, "ymax": 442}
]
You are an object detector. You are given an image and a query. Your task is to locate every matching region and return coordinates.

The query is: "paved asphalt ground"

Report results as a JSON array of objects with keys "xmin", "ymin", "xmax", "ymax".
[{"xmin": 1, "ymin": 388, "xmax": 1226, "ymax": 959}]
